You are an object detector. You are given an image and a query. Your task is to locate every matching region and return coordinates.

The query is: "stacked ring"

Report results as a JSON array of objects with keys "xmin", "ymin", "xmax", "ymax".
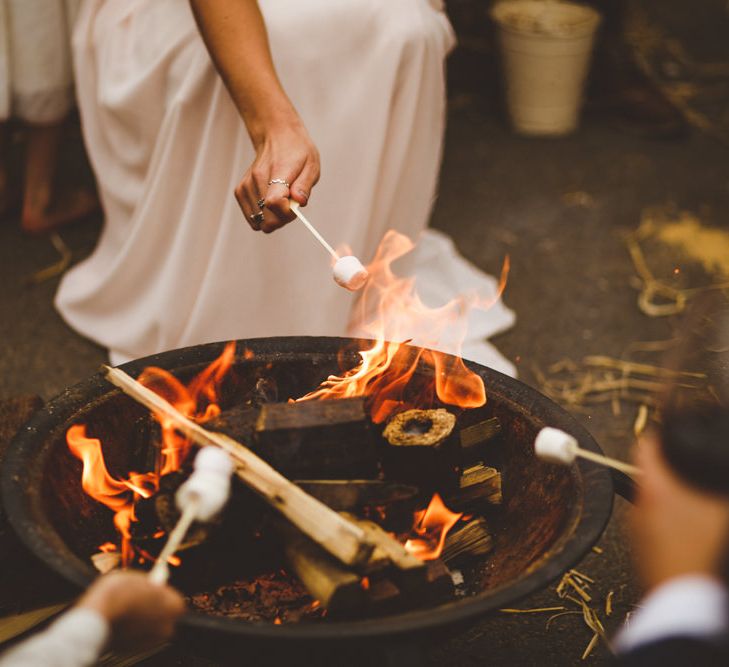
[{"xmin": 268, "ymin": 178, "xmax": 290, "ymax": 188}]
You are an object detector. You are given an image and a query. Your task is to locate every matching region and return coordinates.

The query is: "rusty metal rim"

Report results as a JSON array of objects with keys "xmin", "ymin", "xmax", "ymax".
[{"xmin": 1, "ymin": 336, "xmax": 613, "ymax": 642}]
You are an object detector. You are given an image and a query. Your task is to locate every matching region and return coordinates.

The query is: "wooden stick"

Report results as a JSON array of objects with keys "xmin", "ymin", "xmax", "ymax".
[
  {"xmin": 148, "ymin": 497, "xmax": 199, "ymax": 584},
  {"xmin": 103, "ymin": 366, "xmax": 373, "ymax": 568},
  {"xmin": 575, "ymin": 447, "xmax": 642, "ymax": 477},
  {"xmin": 290, "ymin": 202, "xmax": 339, "ymax": 260},
  {"xmin": 278, "ymin": 523, "xmax": 366, "ymax": 614}
]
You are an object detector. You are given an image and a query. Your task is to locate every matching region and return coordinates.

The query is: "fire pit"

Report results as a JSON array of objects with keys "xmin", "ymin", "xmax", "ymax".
[{"xmin": 1, "ymin": 336, "xmax": 613, "ymax": 655}]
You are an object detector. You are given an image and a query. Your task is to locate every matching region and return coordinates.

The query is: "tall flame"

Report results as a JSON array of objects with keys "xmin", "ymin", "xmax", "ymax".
[
  {"xmin": 404, "ymin": 493, "xmax": 463, "ymax": 561},
  {"xmin": 67, "ymin": 342, "xmax": 236, "ymax": 565},
  {"xmin": 67, "ymin": 425, "xmax": 155, "ymax": 564},
  {"xmin": 301, "ymin": 231, "xmax": 509, "ymax": 422}
]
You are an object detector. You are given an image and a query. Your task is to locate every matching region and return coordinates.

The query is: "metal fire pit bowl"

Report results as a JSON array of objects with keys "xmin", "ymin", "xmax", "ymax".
[{"xmin": 2, "ymin": 336, "xmax": 613, "ymax": 651}]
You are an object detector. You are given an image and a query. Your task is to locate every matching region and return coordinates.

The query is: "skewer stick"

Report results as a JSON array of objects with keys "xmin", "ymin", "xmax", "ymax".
[
  {"xmin": 572, "ymin": 447, "xmax": 641, "ymax": 476},
  {"xmin": 535, "ymin": 427, "xmax": 642, "ymax": 477},
  {"xmin": 103, "ymin": 365, "xmax": 373, "ymax": 568},
  {"xmin": 290, "ymin": 202, "xmax": 339, "ymax": 259},
  {"xmin": 148, "ymin": 497, "xmax": 200, "ymax": 585}
]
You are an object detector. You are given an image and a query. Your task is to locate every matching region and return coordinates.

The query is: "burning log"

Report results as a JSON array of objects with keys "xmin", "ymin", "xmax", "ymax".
[
  {"xmin": 446, "ymin": 463, "xmax": 502, "ymax": 511},
  {"xmin": 104, "ymin": 366, "xmax": 431, "ymax": 576},
  {"xmin": 459, "ymin": 417, "xmax": 501, "ymax": 450},
  {"xmin": 277, "ymin": 523, "xmax": 367, "ymax": 615},
  {"xmin": 254, "ymin": 398, "xmax": 377, "ymax": 478},
  {"xmin": 296, "ymin": 480, "xmax": 417, "ymax": 532},
  {"xmin": 104, "ymin": 366, "xmax": 373, "ymax": 568},
  {"xmin": 343, "ymin": 514, "xmax": 425, "ymax": 582},
  {"xmin": 442, "ymin": 517, "xmax": 493, "ymax": 564}
]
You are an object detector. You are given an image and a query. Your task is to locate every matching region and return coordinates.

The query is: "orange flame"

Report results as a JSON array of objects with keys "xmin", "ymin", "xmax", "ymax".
[
  {"xmin": 300, "ymin": 231, "xmax": 509, "ymax": 422},
  {"xmin": 138, "ymin": 342, "xmax": 235, "ymax": 474},
  {"xmin": 67, "ymin": 343, "xmax": 237, "ymax": 565},
  {"xmin": 67, "ymin": 425, "xmax": 156, "ymax": 564},
  {"xmin": 404, "ymin": 493, "xmax": 462, "ymax": 561}
]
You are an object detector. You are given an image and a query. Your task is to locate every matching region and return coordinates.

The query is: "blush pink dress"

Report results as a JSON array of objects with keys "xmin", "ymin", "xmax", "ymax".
[{"xmin": 55, "ymin": 0, "xmax": 515, "ymax": 374}]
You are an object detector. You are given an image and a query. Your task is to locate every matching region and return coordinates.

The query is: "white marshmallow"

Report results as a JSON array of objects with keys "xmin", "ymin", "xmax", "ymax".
[
  {"xmin": 333, "ymin": 255, "xmax": 369, "ymax": 291},
  {"xmin": 176, "ymin": 447, "xmax": 234, "ymax": 522},
  {"xmin": 534, "ymin": 427, "xmax": 578, "ymax": 465},
  {"xmin": 193, "ymin": 446, "xmax": 235, "ymax": 477}
]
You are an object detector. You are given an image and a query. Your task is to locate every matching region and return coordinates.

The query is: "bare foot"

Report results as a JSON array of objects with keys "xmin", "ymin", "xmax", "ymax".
[{"xmin": 21, "ymin": 188, "xmax": 99, "ymax": 235}]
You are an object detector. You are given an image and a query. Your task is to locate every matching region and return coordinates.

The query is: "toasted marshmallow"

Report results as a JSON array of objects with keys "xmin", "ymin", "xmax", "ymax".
[
  {"xmin": 534, "ymin": 427, "xmax": 578, "ymax": 465},
  {"xmin": 333, "ymin": 255, "xmax": 369, "ymax": 291},
  {"xmin": 176, "ymin": 447, "xmax": 234, "ymax": 522}
]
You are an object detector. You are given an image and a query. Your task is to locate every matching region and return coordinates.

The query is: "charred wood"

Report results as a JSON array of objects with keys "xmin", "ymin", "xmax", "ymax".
[
  {"xmin": 254, "ymin": 398, "xmax": 377, "ymax": 478},
  {"xmin": 442, "ymin": 517, "xmax": 493, "ymax": 564}
]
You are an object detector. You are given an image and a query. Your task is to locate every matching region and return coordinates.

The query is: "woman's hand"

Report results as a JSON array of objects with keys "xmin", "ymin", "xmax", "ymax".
[
  {"xmin": 189, "ymin": 0, "xmax": 321, "ymax": 233},
  {"xmin": 234, "ymin": 120, "xmax": 320, "ymax": 233}
]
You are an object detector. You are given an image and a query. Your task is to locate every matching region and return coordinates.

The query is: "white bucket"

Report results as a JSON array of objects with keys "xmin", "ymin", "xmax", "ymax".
[{"xmin": 491, "ymin": 1, "xmax": 601, "ymax": 136}]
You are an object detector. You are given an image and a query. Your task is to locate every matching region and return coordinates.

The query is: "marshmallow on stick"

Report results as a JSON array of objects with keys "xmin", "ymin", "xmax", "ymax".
[
  {"xmin": 534, "ymin": 427, "xmax": 641, "ymax": 476},
  {"xmin": 289, "ymin": 201, "xmax": 369, "ymax": 291},
  {"xmin": 148, "ymin": 447, "xmax": 234, "ymax": 584}
]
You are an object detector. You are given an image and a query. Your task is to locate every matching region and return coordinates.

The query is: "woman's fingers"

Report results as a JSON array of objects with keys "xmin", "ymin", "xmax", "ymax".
[
  {"xmin": 262, "ymin": 178, "xmax": 294, "ymax": 233},
  {"xmin": 290, "ymin": 156, "xmax": 320, "ymax": 206},
  {"xmin": 235, "ymin": 172, "xmax": 264, "ymax": 230}
]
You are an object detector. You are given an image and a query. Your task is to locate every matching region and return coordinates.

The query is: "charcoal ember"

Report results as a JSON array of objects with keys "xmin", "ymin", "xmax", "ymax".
[
  {"xmin": 380, "ymin": 408, "xmax": 460, "ymax": 491},
  {"xmin": 188, "ymin": 572, "xmax": 325, "ymax": 623},
  {"xmin": 253, "ymin": 376, "xmax": 279, "ymax": 405}
]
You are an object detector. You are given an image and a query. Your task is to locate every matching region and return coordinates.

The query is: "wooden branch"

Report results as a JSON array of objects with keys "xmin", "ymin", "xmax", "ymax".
[
  {"xmin": 342, "ymin": 514, "xmax": 425, "ymax": 580},
  {"xmin": 103, "ymin": 366, "xmax": 373, "ymax": 568},
  {"xmin": 278, "ymin": 524, "xmax": 367, "ymax": 614},
  {"xmin": 446, "ymin": 464, "xmax": 502, "ymax": 510},
  {"xmin": 459, "ymin": 417, "xmax": 501, "ymax": 450},
  {"xmin": 442, "ymin": 517, "xmax": 493, "ymax": 563}
]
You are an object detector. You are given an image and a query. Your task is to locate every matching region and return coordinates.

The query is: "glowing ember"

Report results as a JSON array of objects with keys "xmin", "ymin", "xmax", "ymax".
[
  {"xmin": 404, "ymin": 493, "xmax": 463, "ymax": 561},
  {"xmin": 67, "ymin": 343, "xmax": 236, "ymax": 565},
  {"xmin": 300, "ymin": 231, "xmax": 509, "ymax": 422}
]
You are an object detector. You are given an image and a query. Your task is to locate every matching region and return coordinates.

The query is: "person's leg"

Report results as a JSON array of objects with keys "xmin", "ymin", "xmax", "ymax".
[
  {"xmin": 21, "ymin": 119, "xmax": 98, "ymax": 234},
  {"xmin": 20, "ymin": 122, "xmax": 61, "ymax": 232},
  {"xmin": 0, "ymin": 122, "xmax": 15, "ymax": 218}
]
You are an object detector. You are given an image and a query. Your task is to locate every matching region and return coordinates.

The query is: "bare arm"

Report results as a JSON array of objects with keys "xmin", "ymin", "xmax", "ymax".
[{"xmin": 190, "ymin": 0, "xmax": 320, "ymax": 232}]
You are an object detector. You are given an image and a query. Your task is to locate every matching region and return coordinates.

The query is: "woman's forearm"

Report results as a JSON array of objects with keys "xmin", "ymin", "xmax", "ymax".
[{"xmin": 189, "ymin": 0, "xmax": 301, "ymax": 147}]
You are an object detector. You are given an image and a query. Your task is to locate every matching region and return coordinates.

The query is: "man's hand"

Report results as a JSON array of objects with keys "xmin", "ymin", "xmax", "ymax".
[
  {"xmin": 78, "ymin": 571, "xmax": 185, "ymax": 651},
  {"xmin": 631, "ymin": 433, "xmax": 729, "ymax": 591}
]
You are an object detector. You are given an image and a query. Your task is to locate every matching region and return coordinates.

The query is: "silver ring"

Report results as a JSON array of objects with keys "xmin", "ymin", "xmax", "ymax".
[
  {"xmin": 268, "ymin": 178, "xmax": 290, "ymax": 188},
  {"xmin": 250, "ymin": 211, "xmax": 264, "ymax": 224},
  {"xmin": 256, "ymin": 198, "xmax": 265, "ymax": 210}
]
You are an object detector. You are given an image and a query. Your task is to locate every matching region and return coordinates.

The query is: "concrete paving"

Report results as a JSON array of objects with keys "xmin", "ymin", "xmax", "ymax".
[{"xmin": 1, "ymin": 1, "xmax": 728, "ymax": 665}]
